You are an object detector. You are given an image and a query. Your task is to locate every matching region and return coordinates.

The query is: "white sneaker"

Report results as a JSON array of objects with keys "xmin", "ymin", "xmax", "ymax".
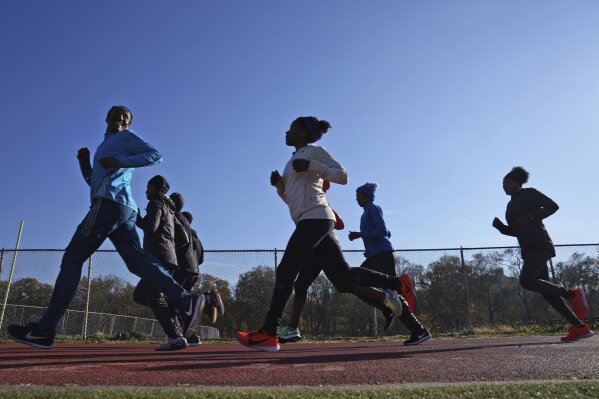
[
  {"xmin": 155, "ymin": 336, "xmax": 188, "ymax": 351},
  {"xmin": 279, "ymin": 326, "xmax": 302, "ymax": 344},
  {"xmin": 383, "ymin": 289, "xmax": 404, "ymax": 317}
]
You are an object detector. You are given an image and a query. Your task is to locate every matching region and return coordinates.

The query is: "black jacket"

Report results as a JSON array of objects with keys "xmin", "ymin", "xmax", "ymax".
[
  {"xmin": 191, "ymin": 228, "xmax": 204, "ymax": 266},
  {"xmin": 496, "ymin": 187, "xmax": 558, "ymax": 257},
  {"xmin": 136, "ymin": 196, "xmax": 178, "ymax": 270},
  {"xmin": 173, "ymin": 212, "xmax": 199, "ymax": 275}
]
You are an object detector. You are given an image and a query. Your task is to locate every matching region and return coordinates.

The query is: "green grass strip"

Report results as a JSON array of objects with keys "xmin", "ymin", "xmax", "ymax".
[{"xmin": 0, "ymin": 380, "xmax": 597, "ymax": 399}]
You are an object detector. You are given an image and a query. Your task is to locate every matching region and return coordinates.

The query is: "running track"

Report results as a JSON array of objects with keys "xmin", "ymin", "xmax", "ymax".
[{"xmin": 0, "ymin": 336, "xmax": 597, "ymax": 386}]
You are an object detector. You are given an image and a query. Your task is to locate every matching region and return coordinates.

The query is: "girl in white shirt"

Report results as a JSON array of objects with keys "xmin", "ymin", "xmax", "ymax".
[{"xmin": 235, "ymin": 117, "xmax": 410, "ymax": 352}]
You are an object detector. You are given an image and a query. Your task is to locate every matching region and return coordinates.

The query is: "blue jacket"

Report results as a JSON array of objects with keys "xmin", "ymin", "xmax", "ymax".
[
  {"xmin": 360, "ymin": 202, "xmax": 394, "ymax": 258},
  {"xmin": 79, "ymin": 130, "xmax": 162, "ymax": 211}
]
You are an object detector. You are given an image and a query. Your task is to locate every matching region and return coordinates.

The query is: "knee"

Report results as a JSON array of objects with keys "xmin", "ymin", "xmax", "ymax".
[
  {"xmin": 519, "ymin": 275, "xmax": 536, "ymax": 291},
  {"xmin": 330, "ymin": 276, "xmax": 355, "ymax": 294}
]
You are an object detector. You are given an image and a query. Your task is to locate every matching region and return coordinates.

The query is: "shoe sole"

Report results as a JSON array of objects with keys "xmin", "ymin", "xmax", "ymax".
[
  {"xmin": 561, "ymin": 331, "xmax": 594, "ymax": 342},
  {"xmin": 155, "ymin": 344, "xmax": 189, "ymax": 351},
  {"xmin": 212, "ymin": 290, "xmax": 225, "ymax": 317},
  {"xmin": 400, "ymin": 274, "xmax": 418, "ymax": 313},
  {"xmin": 235, "ymin": 335, "xmax": 280, "ymax": 352},
  {"xmin": 184, "ymin": 296, "xmax": 205, "ymax": 338},
  {"xmin": 383, "ymin": 293, "xmax": 404, "ymax": 318},
  {"xmin": 404, "ymin": 334, "xmax": 432, "ymax": 346},
  {"xmin": 188, "ymin": 342, "xmax": 202, "ymax": 347},
  {"xmin": 575, "ymin": 288, "xmax": 589, "ymax": 319},
  {"xmin": 8, "ymin": 333, "xmax": 52, "ymax": 349},
  {"xmin": 279, "ymin": 336, "xmax": 302, "ymax": 344}
]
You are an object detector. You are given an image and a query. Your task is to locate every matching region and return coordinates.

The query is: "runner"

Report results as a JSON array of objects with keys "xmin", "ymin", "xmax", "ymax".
[
  {"xmin": 348, "ymin": 182, "xmax": 430, "ymax": 345},
  {"xmin": 7, "ymin": 106, "xmax": 203, "ymax": 349},
  {"xmin": 235, "ymin": 116, "xmax": 412, "ymax": 352},
  {"xmin": 492, "ymin": 166, "xmax": 592, "ymax": 342},
  {"xmin": 133, "ymin": 175, "xmax": 190, "ymax": 351}
]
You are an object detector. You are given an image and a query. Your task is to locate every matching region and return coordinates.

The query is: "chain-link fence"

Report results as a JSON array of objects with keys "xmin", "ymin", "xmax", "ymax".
[{"xmin": 0, "ymin": 245, "xmax": 597, "ymax": 339}]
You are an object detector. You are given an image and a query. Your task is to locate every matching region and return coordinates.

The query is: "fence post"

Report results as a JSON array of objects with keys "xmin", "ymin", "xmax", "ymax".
[
  {"xmin": 83, "ymin": 255, "xmax": 93, "ymax": 340},
  {"xmin": 459, "ymin": 246, "xmax": 472, "ymax": 330},
  {"xmin": 0, "ymin": 248, "xmax": 5, "ymax": 281},
  {"xmin": 109, "ymin": 315, "xmax": 115, "ymax": 336},
  {"xmin": 0, "ymin": 221, "xmax": 24, "ymax": 330},
  {"xmin": 548, "ymin": 258, "xmax": 556, "ymax": 282},
  {"xmin": 274, "ymin": 248, "xmax": 278, "ymax": 271}
]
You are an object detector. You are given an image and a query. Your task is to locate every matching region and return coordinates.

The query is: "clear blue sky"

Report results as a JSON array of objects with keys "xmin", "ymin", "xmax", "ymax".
[{"xmin": 1, "ymin": 1, "xmax": 598, "ymax": 252}]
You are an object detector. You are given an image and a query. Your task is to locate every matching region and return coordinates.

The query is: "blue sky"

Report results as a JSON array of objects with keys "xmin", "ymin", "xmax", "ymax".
[{"xmin": 1, "ymin": 1, "xmax": 599, "ymax": 252}]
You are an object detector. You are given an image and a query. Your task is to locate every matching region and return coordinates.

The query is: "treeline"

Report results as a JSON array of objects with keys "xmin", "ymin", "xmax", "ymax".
[{"xmin": 1, "ymin": 249, "xmax": 597, "ymax": 337}]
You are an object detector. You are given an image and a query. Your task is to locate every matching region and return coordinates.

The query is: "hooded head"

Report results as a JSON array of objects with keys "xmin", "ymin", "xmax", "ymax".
[
  {"xmin": 146, "ymin": 175, "xmax": 170, "ymax": 199},
  {"xmin": 170, "ymin": 192, "xmax": 185, "ymax": 212}
]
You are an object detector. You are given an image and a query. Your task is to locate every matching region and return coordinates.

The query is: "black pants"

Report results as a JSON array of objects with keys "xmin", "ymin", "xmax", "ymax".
[
  {"xmin": 262, "ymin": 219, "xmax": 400, "ymax": 335},
  {"xmin": 520, "ymin": 250, "xmax": 580, "ymax": 325},
  {"xmin": 134, "ymin": 268, "xmax": 199, "ymax": 338}
]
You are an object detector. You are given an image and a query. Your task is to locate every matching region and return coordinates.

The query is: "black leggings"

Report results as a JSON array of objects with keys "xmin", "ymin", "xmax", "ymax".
[
  {"xmin": 133, "ymin": 268, "xmax": 199, "ymax": 338},
  {"xmin": 520, "ymin": 250, "xmax": 580, "ymax": 326},
  {"xmin": 357, "ymin": 251, "xmax": 396, "ymax": 316},
  {"xmin": 294, "ymin": 249, "xmax": 423, "ymax": 332},
  {"xmin": 262, "ymin": 219, "xmax": 400, "ymax": 335}
]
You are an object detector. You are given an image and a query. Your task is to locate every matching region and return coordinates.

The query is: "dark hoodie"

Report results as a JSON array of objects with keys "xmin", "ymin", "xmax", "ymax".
[
  {"xmin": 173, "ymin": 212, "xmax": 199, "ymax": 275},
  {"xmin": 136, "ymin": 195, "xmax": 178, "ymax": 270},
  {"xmin": 497, "ymin": 187, "xmax": 558, "ymax": 257}
]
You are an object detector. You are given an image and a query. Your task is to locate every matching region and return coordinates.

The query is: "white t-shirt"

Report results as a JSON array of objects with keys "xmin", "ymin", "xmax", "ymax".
[{"xmin": 277, "ymin": 144, "xmax": 348, "ymax": 224}]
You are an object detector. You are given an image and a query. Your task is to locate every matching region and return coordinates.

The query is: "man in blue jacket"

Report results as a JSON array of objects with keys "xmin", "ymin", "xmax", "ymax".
[{"xmin": 7, "ymin": 106, "xmax": 204, "ymax": 349}]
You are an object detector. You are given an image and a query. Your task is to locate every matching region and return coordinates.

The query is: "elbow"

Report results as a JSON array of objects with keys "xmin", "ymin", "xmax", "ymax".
[{"xmin": 335, "ymin": 171, "xmax": 348, "ymax": 185}]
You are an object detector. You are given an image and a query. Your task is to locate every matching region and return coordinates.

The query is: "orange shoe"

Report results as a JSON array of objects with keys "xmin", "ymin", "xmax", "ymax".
[
  {"xmin": 568, "ymin": 288, "xmax": 589, "ymax": 319},
  {"xmin": 560, "ymin": 324, "xmax": 594, "ymax": 342},
  {"xmin": 235, "ymin": 330, "xmax": 280, "ymax": 352},
  {"xmin": 399, "ymin": 273, "xmax": 417, "ymax": 313}
]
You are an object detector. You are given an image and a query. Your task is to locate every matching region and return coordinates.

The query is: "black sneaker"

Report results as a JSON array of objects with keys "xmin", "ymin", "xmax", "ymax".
[
  {"xmin": 179, "ymin": 294, "xmax": 205, "ymax": 338},
  {"xmin": 404, "ymin": 328, "xmax": 431, "ymax": 346},
  {"xmin": 187, "ymin": 333, "xmax": 202, "ymax": 346},
  {"xmin": 384, "ymin": 312, "xmax": 398, "ymax": 332},
  {"xmin": 8, "ymin": 323, "xmax": 55, "ymax": 349}
]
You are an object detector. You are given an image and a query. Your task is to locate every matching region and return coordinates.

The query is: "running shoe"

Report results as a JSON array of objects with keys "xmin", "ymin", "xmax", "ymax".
[
  {"xmin": 155, "ymin": 336, "xmax": 188, "ymax": 351},
  {"xmin": 7, "ymin": 323, "xmax": 55, "ymax": 349},
  {"xmin": 399, "ymin": 273, "xmax": 417, "ymax": 313},
  {"xmin": 568, "ymin": 287, "xmax": 589, "ymax": 319},
  {"xmin": 179, "ymin": 294, "xmax": 205, "ymax": 338},
  {"xmin": 235, "ymin": 329, "xmax": 280, "ymax": 352},
  {"xmin": 187, "ymin": 334, "xmax": 202, "ymax": 346},
  {"xmin": 384, "ymin": 312, "xmax": 398, "ymax": 332},
  {"xmin": 560, "ymin": 324, "xmax": 594, "ymax": 342},
  {"xmin": 404, "ymin": 328, "xmax": 431, "ymax": 346},
  {"xmin": 279, "ymin": 326, "xmax": 302, "ymax": 343},
  {"xmin": 383, "ymin": 289, "xmax": 404, "ymax": 317}
]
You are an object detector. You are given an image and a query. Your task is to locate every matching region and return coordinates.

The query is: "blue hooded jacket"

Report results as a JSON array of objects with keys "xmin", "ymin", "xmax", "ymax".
[
  {"xmin": 360, "ymin": 202, "xmax": 394, "ymax": 258},
  {"xmin": 80, "ymin": 130, "xmax": 162, "ymax": 211}
]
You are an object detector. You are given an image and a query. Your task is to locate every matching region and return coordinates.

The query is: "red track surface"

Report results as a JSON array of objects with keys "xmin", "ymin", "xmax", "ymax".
[{"xmin": 0, "ymin": 335, "xmax": 597, "ymax": 387}]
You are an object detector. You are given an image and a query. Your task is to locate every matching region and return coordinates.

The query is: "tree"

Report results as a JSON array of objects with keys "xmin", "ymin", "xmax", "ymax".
[{"xmin": 233, "ymin": 266, "xmax": 275, "ymax": 331}]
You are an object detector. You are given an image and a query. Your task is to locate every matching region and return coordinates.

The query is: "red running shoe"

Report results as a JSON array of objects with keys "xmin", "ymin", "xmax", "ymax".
[
  {"xmin": 235, "ymin": 330, "xmax": 280, "ymax": 352},
  {"xmin": 399, "ymin": 273, "xmax": 417, "ymax": 313},
  {"xmin": 568, "ymin": 288, "xmax": 589, "ymax": 319},
  {"xmin": 561, "ymin": 324, "xmax": 594, "ymax": 342}
]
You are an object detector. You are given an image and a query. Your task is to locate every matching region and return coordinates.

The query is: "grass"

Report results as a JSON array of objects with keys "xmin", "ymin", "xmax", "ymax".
[{"xmin": 0, "ymin": 381, "xmax": 597, "ymax": 399}]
